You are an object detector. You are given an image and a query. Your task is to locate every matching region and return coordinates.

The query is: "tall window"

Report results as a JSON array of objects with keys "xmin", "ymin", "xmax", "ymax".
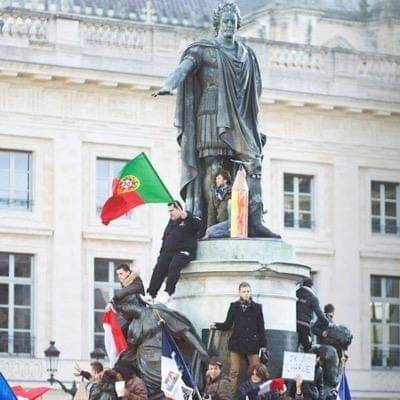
[
  {"xmin": 371, "ymin": 181, "xmax": 399, "ymax": 235},
  {"xmin": 0, "ymin": 253, "xmax": 34, "ymax": 356},
  {"xmin": 93, "ymin": 258, "xmax": 132, "ymax": 351},
  {"xmin": 96, "ymin": 158, "xmax": 131, "ymax": 219},
  {"xmin": 371, "ymin": 275, "xmax": 400, "ymax": 368},
  {"xmin": 284, "ymin": 174, "xmax": 314, "ymax": 229},
  {"xmin": 0, "ymin": 150, "xmax": 32, "ymax": 210}
]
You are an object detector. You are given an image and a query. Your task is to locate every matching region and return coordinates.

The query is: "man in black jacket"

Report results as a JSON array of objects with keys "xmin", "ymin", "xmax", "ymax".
[
  {"xmin": 147, "ymin": 200, "xmax": 202, "ymax": 303},
  {"xmin": 296, "ymin": 279, "xmax": 331, "ymax": 353},
  {"xmin": 210, "ymin": 282, "xmax": 267, "ymax": 392}
]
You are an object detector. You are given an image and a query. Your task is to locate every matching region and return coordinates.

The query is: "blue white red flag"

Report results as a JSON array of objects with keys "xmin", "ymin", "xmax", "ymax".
[
  {"xmin": 337, "ymin": 370, "xmax": 351, "ymax": 400},
  {"xmin": 161, "ymin": 324, "xmax": 196, "ymax": 400},
  {"xmin": 0, "ymin": 372, "xmax": 17, "ymax": 400}
]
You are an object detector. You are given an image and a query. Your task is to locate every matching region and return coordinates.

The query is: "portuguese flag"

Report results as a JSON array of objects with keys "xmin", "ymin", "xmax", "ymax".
[{"xmin": 101, "ymin": 152, "xmax": 174, "ymax": 225}]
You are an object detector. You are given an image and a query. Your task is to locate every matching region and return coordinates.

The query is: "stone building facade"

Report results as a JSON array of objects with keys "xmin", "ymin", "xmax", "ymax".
[{"xmin": 0, "ymin": 0, "xmax": 399, "ymax": 398}]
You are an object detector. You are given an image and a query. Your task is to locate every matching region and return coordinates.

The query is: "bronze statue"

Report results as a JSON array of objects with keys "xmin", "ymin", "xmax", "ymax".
[
  {"xmin": 116, "ymin": 295, "xmax": 209, "ymax": 400},
  {"xmin": 153, "ymin": 2, "xmax": 280, "ymax": 238}
]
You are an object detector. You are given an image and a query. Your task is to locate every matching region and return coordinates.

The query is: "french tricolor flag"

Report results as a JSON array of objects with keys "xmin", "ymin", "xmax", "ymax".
[
  {"xmin": 103, "ymin": 310, "xmax": 128, "ymax": 367},
  {"xmin": 161, "ymin": 324, "xmax": 197, "ymax": 400},
  {"xmin": 337, "ymin": 370, "xmax": 351, "ymax": 400}
]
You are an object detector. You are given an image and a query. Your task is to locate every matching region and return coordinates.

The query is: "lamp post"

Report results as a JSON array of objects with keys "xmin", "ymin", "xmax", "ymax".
[{"xmin": 44, "ymin": 341, "xmax": 77, "ymax": 397}]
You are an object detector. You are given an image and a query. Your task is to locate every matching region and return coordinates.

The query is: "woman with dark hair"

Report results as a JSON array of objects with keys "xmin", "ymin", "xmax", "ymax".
[{"xmin": 237, "ymin": 363, "xmax": 269, "ymax": 400}]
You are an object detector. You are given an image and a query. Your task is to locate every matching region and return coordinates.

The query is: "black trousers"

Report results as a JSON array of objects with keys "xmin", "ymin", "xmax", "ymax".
[
  {"xmin": 147, "ymin": 251, "xmax": 192, "ymax": 297},
  {"xmin": 297, "ymin": 323, "xmax": 312, "ymax": 352}
]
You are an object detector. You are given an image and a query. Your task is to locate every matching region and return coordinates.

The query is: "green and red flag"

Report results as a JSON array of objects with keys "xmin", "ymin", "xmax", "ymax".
[{"xmin": 101, "ymin": 152, "xmax": 173, "ymax": 225}]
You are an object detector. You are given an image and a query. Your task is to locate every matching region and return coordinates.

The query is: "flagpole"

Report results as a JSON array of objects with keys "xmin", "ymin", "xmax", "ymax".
[{"xmin": 154, "ymin": 308, "xmax": 204, "ymax": 400}]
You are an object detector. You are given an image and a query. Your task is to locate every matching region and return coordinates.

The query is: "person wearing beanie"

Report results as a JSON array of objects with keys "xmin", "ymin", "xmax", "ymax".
[
  {"xmin": 237, "ymin": 363, "xmax": 269, "ymax": 400},
  {"xmin": 296, "ymin": 278, "xmax": 331, "ymax": 352},
  {"xmin": 203, "ymin": 356, "xmax": 232, "ymax": 400},
  {"xmin": 210, "ymin": 282, "xmax": 267, "ymax": 392},
  {"xmin": 268, "ymin": 376, "xmax": 303, "ymax": 400}
]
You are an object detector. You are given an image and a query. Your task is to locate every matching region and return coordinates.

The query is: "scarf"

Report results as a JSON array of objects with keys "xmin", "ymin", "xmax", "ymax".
[
  {"xmin": 121, "ymin": 272, "xmax": 137, "ymax": 288},
  {"xmin": 240, "ymin": 299, "xmax": 251, "ymax": 312}
]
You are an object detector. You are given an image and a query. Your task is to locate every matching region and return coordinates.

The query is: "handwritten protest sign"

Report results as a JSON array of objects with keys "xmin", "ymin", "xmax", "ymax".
[{"xmin": 282, "ymin": 351, "xmax": 316, "ymax": 382}]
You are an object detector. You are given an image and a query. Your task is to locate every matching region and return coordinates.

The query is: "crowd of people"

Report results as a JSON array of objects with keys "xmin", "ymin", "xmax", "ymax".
[{"xmin": 72, "ymin": 170, "xmax": 350, "ymax": 400}]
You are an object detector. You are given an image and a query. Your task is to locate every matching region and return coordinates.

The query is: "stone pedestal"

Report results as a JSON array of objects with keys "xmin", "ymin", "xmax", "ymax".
[{"xmin": 172, "ymin": 238, "xmax": 310, "ymax": 378}]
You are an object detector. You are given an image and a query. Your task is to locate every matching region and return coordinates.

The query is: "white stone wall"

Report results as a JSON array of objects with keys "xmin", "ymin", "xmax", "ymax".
[{"xmin": 0, "ymin": 7, "xmax": 399, "ymax": 400}]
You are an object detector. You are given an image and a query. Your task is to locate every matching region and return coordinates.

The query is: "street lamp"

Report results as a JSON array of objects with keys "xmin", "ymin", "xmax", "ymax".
[
  {"xmin": 44, "ymin": 341, "xmax": 77, "ymax": 397},
  {"xmin": 90, "ymin": 347, "xmax": 106, "ymax": 361}
]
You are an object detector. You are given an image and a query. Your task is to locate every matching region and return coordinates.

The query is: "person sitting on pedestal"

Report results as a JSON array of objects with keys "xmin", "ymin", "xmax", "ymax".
[
  {"xmin": 204, "ymin": 170, "xmax": 232, "ymax": 239},
  {"xmin": 203, "ymin": 356, "xmax": 232, "ymax": 400},
  {"xmin": 209, "ymin": 282, "xmax": 267, "ymax": 393},
  {"xmin": 237, "ymin": 363, "xmax": 269, "ymax": 400},
  {"xmin": 296, "ymin": 279, "xmax": 331, "ymax": 353},
  {"xmin": 147, "ymin": 200, "xmax": 202, "ymax": 304}
]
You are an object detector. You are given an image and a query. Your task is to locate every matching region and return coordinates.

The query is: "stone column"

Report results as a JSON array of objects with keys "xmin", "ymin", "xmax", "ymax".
[{"xmin": 51, "ymin": 134, "xmax": 83, "ymax": 359}]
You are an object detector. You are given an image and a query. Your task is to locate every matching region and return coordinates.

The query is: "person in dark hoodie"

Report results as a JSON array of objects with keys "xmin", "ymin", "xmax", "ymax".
[
  {"xmin": 296, "ymin": 278, "xmax": 331, "ymax": 352},
  {"xmin": 147, "ymin": 200, "xmax": 202, "ymax": 303}
]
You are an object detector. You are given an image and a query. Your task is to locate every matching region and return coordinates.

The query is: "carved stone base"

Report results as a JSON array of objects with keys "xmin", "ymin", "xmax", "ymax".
[{"xmin": 171, "ymin": 238, "xmax": 310, "ymax": 377}]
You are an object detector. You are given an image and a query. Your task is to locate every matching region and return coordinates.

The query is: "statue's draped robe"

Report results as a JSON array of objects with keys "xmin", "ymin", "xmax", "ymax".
[
  {"xmin": 175, "ymin": 38, "xmax": 266, "ymax": 217},
  {"xmin": 119, "ymin": 302, "xmax": 208, "ymax": 400}
]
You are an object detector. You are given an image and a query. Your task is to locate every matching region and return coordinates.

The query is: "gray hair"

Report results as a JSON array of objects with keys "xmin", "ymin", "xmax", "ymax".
[{"xmin": 212, "ymin": 1, "xmax": 242, "ymax": 33}]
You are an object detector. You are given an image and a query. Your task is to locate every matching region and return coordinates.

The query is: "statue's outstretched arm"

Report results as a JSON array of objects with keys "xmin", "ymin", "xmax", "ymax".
[
  {"xmin": 182, "ymin": 330, "xmax": 209, "ymax": 361},
  {"xmin": 152, "ymin": 59, "xmax": 195, "ymax": 96}
]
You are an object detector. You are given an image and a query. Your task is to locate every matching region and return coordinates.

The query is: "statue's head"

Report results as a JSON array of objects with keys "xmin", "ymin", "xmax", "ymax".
[{"xmin": 213, "ymin": 2, "xmax": 241, "ymax": 38}]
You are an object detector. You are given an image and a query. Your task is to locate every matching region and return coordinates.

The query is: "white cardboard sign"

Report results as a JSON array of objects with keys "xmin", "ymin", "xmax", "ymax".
[{"xmin": 282, "ymin": 351, "xmax": 316, "ymax": 382}]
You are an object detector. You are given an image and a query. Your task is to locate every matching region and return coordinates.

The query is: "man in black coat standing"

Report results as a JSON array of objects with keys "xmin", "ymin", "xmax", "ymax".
[
  {"xmin": 296, "ymin": 278, "xmax": 331, "ymax": 352},
  {"xmin": 147, "ymin": 200, "xmax": 202, "ymax": 304},
  {"xmin": 210, "ymin": 282, "xmax": 267, "ymax": 392}
]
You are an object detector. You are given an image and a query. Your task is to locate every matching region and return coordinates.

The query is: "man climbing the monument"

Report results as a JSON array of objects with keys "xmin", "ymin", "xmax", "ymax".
[
  {"xmin": 152, "ymin": 1, "xmax": 280, "ymax": 238},
  {"xmin": 147, "ymin": 200, "xmax": 202, "ymax": 303},
  {"xmin": 296, "ymin": 278, "xmax": 331, "ymax": 353}
]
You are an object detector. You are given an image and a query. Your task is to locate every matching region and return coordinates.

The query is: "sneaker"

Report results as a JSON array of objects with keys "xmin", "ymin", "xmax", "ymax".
[
  {"xmin": 157, "ymin": 291, "xmax": 170, "ymax": 304},
  {"xmin": 141, "ymin": 294, "xmax": 154, "ymax": 304}
]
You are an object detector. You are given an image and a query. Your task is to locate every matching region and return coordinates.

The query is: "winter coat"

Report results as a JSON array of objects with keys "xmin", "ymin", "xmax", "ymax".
[
  {"xmin": 237, "ymin": 379, "xmax": 266, "ymax": 400},
  {"xmin": 296, "ymin": 286, "xmax": 329, "ymax": 328},
  {"xmin": 90, "ymin": 378, "xmax": 118, "ymax": 400},
  {"xmin": 311, "ymin": 313, "xmax": 334, "ymax": 344},
  {"xmin": 160, "ymin": 212, "xmax": 202, "ymax": 255},
  {"xmin": 207, "ymin": 185, "xmax": 231, "ymax": 227},
  {"xmin": 203, "ymin": 373, "xmax": 232, "ymax": 400},
  {"xmin": 123, "ymin": 376, "xmax": 148, "ymax": 400},
  {"xmin": 215, "ymin": 300, "xmax": 267, "ymax": 354},
  {"xmin": 112, "ymin": 276, "xmax": 145, "ymax": 303}
]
